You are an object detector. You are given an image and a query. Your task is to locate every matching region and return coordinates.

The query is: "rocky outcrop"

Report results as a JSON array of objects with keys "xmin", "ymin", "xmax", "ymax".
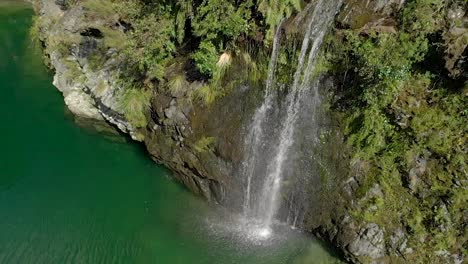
[
  {"xmin": 32, "ymin": 0, "xmax": 262, "ymax": 204},
  {"xmin": 337, "ymin": 0, "xmax": 404, "ymax": 29},
  {"xmin": 443, "ymin": 2, "xmax": 467, "ymax": 78}
]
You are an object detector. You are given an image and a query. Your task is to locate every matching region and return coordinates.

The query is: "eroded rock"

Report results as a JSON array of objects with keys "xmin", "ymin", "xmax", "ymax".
[{"xmin": 348, "ymin": 223, "xmax": 386, "ymax": 259}]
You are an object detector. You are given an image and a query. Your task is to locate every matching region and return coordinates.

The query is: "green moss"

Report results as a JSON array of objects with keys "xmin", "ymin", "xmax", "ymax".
[
  {"xmin": 82, "ymin": 0, "xmax": 116, "ymax": 21},
  {"xmin": 193, "ymin": 136, "xmax": 216, "ymax": 153},
  {"xmin": 62, "ymin": 58, "xmax": 83, "ymax": 82}
]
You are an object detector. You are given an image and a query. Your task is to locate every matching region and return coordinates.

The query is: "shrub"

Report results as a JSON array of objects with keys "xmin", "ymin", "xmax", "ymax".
[
  {"xmin": 192, "ymin": 0, "xmax": 251, "ymax": 42},
  {"xmin": 123, "ymin": 12, "xmax": 175, "ymax": 81},
  {"xmin": 99, "ymin": 26, "xmax": 126, "ymax": 50},
  {"xmin": 29, "ymin": 15, "xmax": 41, "ymax": 44},
  {"xmin": 192, "ymin": 41, "xmax": 219, "ymax": 76}
]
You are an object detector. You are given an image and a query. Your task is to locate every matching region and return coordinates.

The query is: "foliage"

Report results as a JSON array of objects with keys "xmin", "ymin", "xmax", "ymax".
[
  {"xmin": 47, "ymin": 32, "xmax": 81, "ymax": 57},
  {"xmin": 193, "ymin": 51, "xmax": 267, "ymax": 105},
  {"xmin": 192, "ymin": 41, "xmax": 219, "ymax": 76},
  {"xmin": 39, "ymin": 0, "xmax": 303, "ymax": 106},
  {"xmin": 98, "ymin": 26, "xmax": 126, "ymax": 50},
  {"xmin": 125, "ymin": 14, "xmax": 175, "ymax": 80},
  {"xmin": 193, "ymin": 84, "xmax": 220, "ymax": 105},
  {"xmin": 259, "ymin": 0, "xmax": 301, "ymax": 39},
  {"xmin": 192, "ymin": 0, "xmax": 252, "ymax": 42},
  {"xmin": 191, "ymin": 0, "xmax": 254, "ymax": 75},
  {"xmin": 323, "ymin": 0, "xmax": 467, "ymax": 260}
]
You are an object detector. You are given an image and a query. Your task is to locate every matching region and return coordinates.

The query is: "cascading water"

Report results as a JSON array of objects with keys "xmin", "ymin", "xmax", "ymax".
[
  {"xmin": 241, "ymin": 20, "xmax": 284, "ymax": 216},
  {"xmin": 239, "ymin": 0, "xmax": 343, "ymax": 239}
]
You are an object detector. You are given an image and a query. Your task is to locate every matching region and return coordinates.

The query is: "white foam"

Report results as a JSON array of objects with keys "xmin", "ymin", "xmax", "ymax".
[{"xmin": 255, "ymin": 227, "xmax": 272, "ymax": 239}]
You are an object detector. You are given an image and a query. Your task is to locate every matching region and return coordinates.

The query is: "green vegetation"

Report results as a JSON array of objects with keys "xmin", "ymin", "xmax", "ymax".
[
  {"xmin": 62, "ymin": 58, "xmax": 85, "ymax": 83},
  {"xmin": 117, "ymin": 86, "xmax": 151, "ymax": 128},
  {"xmin": 259, "ymin": 0, "xmax": 301, "ymax": 40},
  {"xmin": 107, "ymin": 0, "xmax": 293, "ymax": 81},
  {"xmin": 34, "ymin": 0, "xmax": 305, "ymax": 126},
  {"xmin": 322, "ymin": 0, "xmax": 467, "ymax": 261},
  {"xmin": 32, "ymin": 0, "xmax": 466, "ymax": 260},
  {"xmin": 192, "ymin": 0, "xmax": 252, "ymax": 42},
  {"xmin": 29, "ymin": 15, "xmax": 41, "ymax": 44},
  {"xmin": 192, "ymin": 41, "xmax": 219, "ymax": 76},
  {"xmin": 167, "ymin": 73, "xmax": 189, "ymax": 95},
  {"xmin": 193, "ymin": 136, "xmax": 216, "ymax": 153},
  {"xmin": 68, "ymin": 0, "xmax": 300, "ymax": 124}
]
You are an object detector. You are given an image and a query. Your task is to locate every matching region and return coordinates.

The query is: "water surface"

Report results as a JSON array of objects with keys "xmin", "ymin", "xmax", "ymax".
[{"xmin": 0, "ymin": 3, "xmax": 341, "ymax": 263}]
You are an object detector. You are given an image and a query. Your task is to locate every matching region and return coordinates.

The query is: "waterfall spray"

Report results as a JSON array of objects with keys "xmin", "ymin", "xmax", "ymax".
[
  {"xmin": 241, "ymin": 20, "xmax": 284, "ymax": 216},
  {"xmin": 239, "ymin": 0, "xmax": 343, "ymax": 240}
]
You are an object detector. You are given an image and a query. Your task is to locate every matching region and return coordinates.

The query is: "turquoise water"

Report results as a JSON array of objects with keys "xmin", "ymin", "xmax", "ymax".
[{"xmin": 0, "ymin": 3, "xmax": 342, "ymax": 263}]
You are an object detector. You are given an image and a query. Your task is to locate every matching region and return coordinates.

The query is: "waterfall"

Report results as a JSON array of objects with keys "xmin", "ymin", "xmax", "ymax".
[
  {"xmin": 241, "ymin": 20, "xmax": 284, "ymax": 215},
  {"xmin": 239, "ymin": 0, "xmax": 343, "ymax": 237}
]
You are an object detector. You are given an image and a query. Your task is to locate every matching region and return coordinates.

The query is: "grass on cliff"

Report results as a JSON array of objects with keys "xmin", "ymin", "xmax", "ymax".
[
  {"xmin": 322, "ymin": 0, "xmax": 467, "ymax": 261},
  {"xmin": 29, "ymin": 15, "xmax": 41, "ymax": 44},
  {"xmin": 193, "ymin": 51, "xmax": 267, "ymax": 105},
  {"xmin": 118, "ymin": 86, "xmax": 151, "ymax": 128},
  {"xmin": 167, "ymin": 73, "xmax": 189, "ymax": 95}
]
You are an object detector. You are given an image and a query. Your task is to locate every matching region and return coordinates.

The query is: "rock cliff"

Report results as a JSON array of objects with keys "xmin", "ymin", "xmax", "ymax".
[
  {"xmin": 31, "ymin": 0, "xmax": 265, "ymax": 205},
  {"xmin": 31, "ymin": 0, "xmax": 466, "ymax": 263}
]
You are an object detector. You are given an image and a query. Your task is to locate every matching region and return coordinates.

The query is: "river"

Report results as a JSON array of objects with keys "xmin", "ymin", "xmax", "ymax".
[{"xmin": 0, "ymin": 2, "xmax": 342, "ymax": 263}]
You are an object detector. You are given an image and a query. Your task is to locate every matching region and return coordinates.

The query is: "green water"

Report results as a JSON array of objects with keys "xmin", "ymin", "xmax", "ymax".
[{"xmin": 0, "ymin": 3, "xmax": 341, "ymax": 264}]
